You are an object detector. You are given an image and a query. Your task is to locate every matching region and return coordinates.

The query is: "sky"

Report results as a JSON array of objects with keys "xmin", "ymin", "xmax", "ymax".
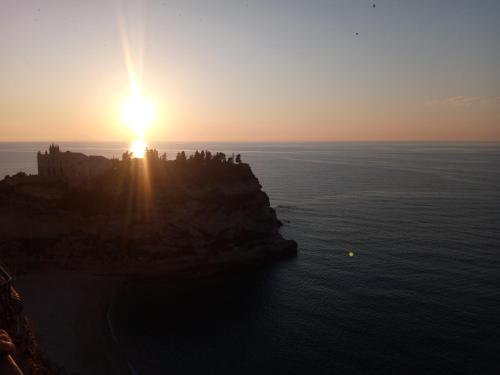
[{"xmin": 0, "ymin": 0, "xmax": 499, "ymax": 142}]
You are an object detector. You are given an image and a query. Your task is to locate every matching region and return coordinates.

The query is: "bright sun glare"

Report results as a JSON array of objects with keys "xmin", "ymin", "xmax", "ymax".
[
  {"xmin": 121, "ymin": 93, "xmax": 155, "ymax": 158},
  {"xmin": 130, "ymin": 138, "xmax": 147, "ymax": 158}
]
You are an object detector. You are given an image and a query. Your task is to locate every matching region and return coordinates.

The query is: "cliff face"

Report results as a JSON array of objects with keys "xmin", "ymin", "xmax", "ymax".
[
  {"xmin": 0, "ymin": 283, "xmax": 62, "ymax": 375},
  {"xmin": 0, "ymin": 156, "xmax": 297, "ymax": 274}
]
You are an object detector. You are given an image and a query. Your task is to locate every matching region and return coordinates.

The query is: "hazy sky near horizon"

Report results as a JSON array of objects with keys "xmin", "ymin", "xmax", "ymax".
[{"xmin": 1, "ymin": 0, "xmax": 499, "ymax": 142}]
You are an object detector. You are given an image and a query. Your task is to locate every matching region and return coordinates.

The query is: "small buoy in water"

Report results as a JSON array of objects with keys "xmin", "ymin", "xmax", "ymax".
[{"xmin": 348, "ymin": 251, "xmax": 354, "ymax": 257}]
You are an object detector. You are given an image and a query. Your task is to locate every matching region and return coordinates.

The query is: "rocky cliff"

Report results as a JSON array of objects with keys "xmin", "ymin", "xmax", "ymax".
[
  {"xmin": 0, "ymin": 282, "xmax": 66, "ymax": 375},
  {"xmin": 0, "ymin": 150, "xmax": 297, "ymax": 275}
]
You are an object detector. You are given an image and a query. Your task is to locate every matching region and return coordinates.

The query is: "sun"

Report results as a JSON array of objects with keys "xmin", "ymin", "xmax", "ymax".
[
  {"xmin": 121, "ymin": 94, "xmax": 155, "ymax": 135},
  {"xmin": 120, "ymin": 93, "xmax": 155, "ymax": 158},
  {"xmin": 130, "ymin": 139, "xmax": 147, "ymax": 158}
]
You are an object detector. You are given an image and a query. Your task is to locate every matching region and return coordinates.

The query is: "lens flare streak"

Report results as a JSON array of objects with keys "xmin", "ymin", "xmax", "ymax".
[{"xmin": 117, "ymin": 1, "xmax": 154, "ymax": 159}]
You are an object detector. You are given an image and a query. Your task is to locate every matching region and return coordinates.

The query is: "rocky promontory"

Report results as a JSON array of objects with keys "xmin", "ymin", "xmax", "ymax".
[{"xmin": 0, "ymin": 148, "xmax": 297, "ymax": 276}]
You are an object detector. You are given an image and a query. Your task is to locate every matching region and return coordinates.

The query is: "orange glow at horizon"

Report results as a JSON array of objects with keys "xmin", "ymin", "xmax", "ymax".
[{"xmin": 1, "ymin": 3, "xmax": 499, "ymax": 143}]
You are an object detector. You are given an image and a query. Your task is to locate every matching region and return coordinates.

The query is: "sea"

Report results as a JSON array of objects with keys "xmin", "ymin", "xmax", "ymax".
[{"xmin": 1, "ymin": 142, "xmax": 499, "ymax": 374}]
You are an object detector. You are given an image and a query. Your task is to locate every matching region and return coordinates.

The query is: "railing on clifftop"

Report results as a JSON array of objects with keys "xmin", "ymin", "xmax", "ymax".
[{"xmin": 0, "ymin": 260, "xmax": 13, "ymax": 305}]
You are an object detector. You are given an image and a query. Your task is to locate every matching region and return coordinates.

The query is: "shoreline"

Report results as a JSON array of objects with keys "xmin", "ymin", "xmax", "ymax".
[
  {"xmin": 8, "ymin": 242, "xmax": 297, "ymax": 374},
  {"xmin": 14, "ymin": 271, "xmax": 130, "ymax": 375},
  {"xmin": 11, "ymin": 254, "xmax": 296, "ymax": 375},
  {"xmin": 7, "ymin": 237, "xmax": 297, "ymax": 279},
  {"xmin": 105, "ymin": 284, "xmax": 138, "ymax": 375}
]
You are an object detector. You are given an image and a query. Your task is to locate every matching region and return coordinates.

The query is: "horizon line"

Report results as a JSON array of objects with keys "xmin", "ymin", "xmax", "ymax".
[{"xmin": 1, "ymin": 139, "xmax": 500, "ymax": 144}]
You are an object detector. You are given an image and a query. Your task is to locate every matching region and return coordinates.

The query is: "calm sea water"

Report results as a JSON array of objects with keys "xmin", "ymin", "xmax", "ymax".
[{"xmin": 1, "ymin": 142, "xmax": 500, "ymax": 374}]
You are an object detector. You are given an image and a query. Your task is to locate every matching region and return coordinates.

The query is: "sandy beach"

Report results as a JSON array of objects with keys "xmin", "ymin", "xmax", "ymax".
[{"xmin": 14, "ymin": 271, "xmax": 128, "ymax": 375}]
